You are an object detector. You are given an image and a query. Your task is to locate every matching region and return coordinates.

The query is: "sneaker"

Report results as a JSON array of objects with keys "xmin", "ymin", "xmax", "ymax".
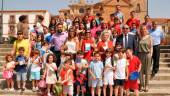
[
  {"xmin": 9, "ymin": 88, "xmax": 14, "ymax": 91},
  {"xmin": 32, "ymin": 87, "xmax": 36, "ymax": 92},
  {"xmin": 35, "ymin": 87, "xmax": 39, "ymax": 91},
  {"xmin": 47, "ymin": 93, "xmax": 52, "ymax": 96}
]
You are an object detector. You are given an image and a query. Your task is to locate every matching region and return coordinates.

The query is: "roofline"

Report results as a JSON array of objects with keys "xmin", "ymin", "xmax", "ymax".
[{"xmin": 0, "ymin": 10, "xmax": 48, "ymax": 13}]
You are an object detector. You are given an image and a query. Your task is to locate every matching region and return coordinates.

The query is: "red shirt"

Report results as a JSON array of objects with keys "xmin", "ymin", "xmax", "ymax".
[
  {"xmin": 60, "ymin": 68, "xmax": 74, "ymax": 85},
  {"xmin": 126, "ymin": 18, "xmax": 140, "ymax": 28},
  {"xmin": 128, "ymin": 56, "xmax": 141, "ymax": 74},
  {"xmin": 81, "ymin": 39, "xmax": 94, "ymax": 61}
]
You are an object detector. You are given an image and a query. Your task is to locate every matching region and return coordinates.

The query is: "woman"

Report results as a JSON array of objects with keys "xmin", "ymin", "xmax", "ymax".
[
  {"xmin": 97, "ymin": 31, "xmax": 114, "ymax": 60},
  {"xmin": 11, "ymin": 31, "xmax": 31, "ymax": 58},
  {"xmin": 61, "ymin": 28, "xmax": 79, "ymax": 56},
  {"xmin": 138, "ymin": 25, "xmax": 152, "ymax": 92},
  {"xmin": 90, "ymin": 19, "xmax": 99, "ymax": 39}
]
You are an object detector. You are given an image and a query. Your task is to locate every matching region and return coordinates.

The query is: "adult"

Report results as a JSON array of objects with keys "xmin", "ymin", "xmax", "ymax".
[
  {"xmin": 149, "ymin": 21, "xmax": 165, "ymax": 75},
  {"xmin": 138, "ymin": 26, "xmax": 152, "ymax": 92},
  {"xmin": 49, "ymin": 18, "xmax": 56, "ymax": 29},
  {"xmin": 113, "ymin": 5, "xmax": 124, "ymax": 23},
  {"xmin": 124, "ymin": 48, "xmax": 141, "ymax": 96},
  {"xmin": 61, "ymin": 28, "xmax": 79, "ymax": 55},
  {"xmin": 126, "ymin": 11, "xmax": 140, "ymax": 29},
  {"xmin": 142, "ymin": 15, "xmax": 152, "ymax": 31},
  {"xmin": 50, "ymin": 23, "xmax": 68, "ymax": 67},
  {"xmin": 90, "ymin": 19, "xmax": 99, "ymax": 39},
  {"xmin": 116, "ymin": 25, "xmax": 137, "ymax": 53},
  {"xmin": 17, "ymin": 15, "xmax": 29, "ymax": 39},
  {"xmin": 11, "ymin": 31, "xmax": 31, "ymax": 57},
  {"xmin": 97, "ymin": 31, "xmax": 114, "ymax": 60}
]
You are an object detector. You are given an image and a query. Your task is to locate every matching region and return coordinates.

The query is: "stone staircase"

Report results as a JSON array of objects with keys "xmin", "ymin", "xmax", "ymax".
[
  {"xmin": 0, "ymin": 44, "xmax": 170, "ymax": 96},
  {"xmin": 0, "ymin": 44, "xmax": 37, "ymax": 96}
]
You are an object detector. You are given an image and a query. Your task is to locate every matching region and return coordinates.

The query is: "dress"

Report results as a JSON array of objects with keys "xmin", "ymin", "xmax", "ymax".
[
  {"xmin": 138, "ymin": 35, "xmax": 152, "ymax": 88},
  {"xmin": 46, "ymin": 63, "xmax": 57, "ymax": 84}
]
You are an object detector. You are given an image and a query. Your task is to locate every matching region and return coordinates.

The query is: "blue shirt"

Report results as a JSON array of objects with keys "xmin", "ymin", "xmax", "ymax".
[
  {"xmin": 15, "ymin": 55, "xmax": 27, "ymax": 73},
  {"xmin": 149, "ymin": 28, "xmax": 164, "ymax": 46},
  {"xmin": 89, "ymin": 60, "xmax": 103, "ymax": 78}
]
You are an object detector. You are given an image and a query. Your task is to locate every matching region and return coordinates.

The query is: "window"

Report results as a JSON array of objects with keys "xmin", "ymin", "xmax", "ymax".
[
  {"xmin": 136, "ymin": 3, "xmax": 141, "ymax": 13},
  {"xmin": 79, "ymin": 8, "xmax": 85, "ymax": 13},
  {"xmin": 9, "ymin": 15, "xmax": 16, "ymax": 24}
]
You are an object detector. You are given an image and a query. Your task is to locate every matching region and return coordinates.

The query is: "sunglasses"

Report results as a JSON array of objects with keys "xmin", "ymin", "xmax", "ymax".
[{"xmin": 123, "ymin": 28, "xmax": 129, "ymax": 29}]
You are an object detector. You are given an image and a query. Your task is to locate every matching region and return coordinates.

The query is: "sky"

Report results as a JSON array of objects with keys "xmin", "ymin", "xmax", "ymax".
[{"xmin": 0, "ymin": 0, "xmax": 170, "ymax": 18}]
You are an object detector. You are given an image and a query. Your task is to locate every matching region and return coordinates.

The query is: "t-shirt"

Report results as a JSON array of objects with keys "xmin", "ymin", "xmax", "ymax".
[
  {"xmin": 15, "ymin": 55, "xmax": 27, "ymax": 73},
  {"xmin": 128, "ymin": 56, "xmax": 141, "ymax": 74},
  {"xmin": 89, "ymin": 60, "xmax": 103, "ymax": 78},
  {"xmin": 6, "ymin": 61, "xmax": 15, "ymax": 69},
  {"xmin": 114, "ymin": 58, "xmax": 128, "ymax": 79},
  {"xmin": 13, "ymin": 39, "xmax": 30, "ymax": 57},
  {"xmin": 75, "ymin": 58, "xmax": 88, "ymax": 75},
  {"xmin": 60, "ymin": 69, "xmax": 74, "ymax": 86},
  {"xmin": 30, "ymin": 56, "xmax": 41, "ymax": 72}
]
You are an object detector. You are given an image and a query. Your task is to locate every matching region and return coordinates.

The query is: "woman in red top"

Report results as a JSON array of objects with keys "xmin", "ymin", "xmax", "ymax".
[
  {"xmin": 81, "ymin": 31, "xmax": 95, "ymax": 62},
  {"xmin": 97, "ymin": 31, "xmax": 114, "ymax": 60},
  {"xmin": 124, "ymin": 48, "xmax": 141, "ymax": 96}
]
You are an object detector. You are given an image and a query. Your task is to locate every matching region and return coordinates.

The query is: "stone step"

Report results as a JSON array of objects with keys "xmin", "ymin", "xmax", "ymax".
[
  {"xmin": 149, "ymin": 80, "xmax": 170, "ymax": 88},
  {"xmin": 0, "ymin": 89, "xmax": 38, "ymax": 96},
  {"xmin": 138, "ymin": 88, "xmax": 170, "ymax": 96},
  {"xmin": 160, "ymin": 49, "xmax": 170, "ymax": 53},
  {"xmin": 160, "ymin": 58, "xmax": 170, "ymax": 62},
  {"xmin": 159, "ymin": 61, "xmax": 170, "ymax": 67},
  {"xmin": 0, "ymin": 52, "xmax": 11, "ymax": 56},
  {"xmin": 0, "ymin": 56, "xmax": 5, "ymax": 62},
  {"xmin": 160, "ymin": 45, "xmax": 170, "ymax": 49},
  {"xmin": 160, "ymin": 53, "xmax": 170, "ymax": 58},
  {"xmin": 0, "ymin": 61, "xmax": 5, "ymax": 66},
  {"xmin": 158, "ymin": 67, "xmax": 170, "ymax": 73},
  {"xmin": 0, "ymin": 48, "xmax": 12, "ymax": 52},
  {"xmin": 0, "ymin": 44, "xmax": 13, "ymax": 48},
  {"xmin": 151, "ymin": 73, "xmax": 170, "ymax": 80}
]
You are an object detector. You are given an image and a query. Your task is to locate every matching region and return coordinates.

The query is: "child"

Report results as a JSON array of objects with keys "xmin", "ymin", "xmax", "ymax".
[
  {"xmin": 103, "ymin": 48, "xmax": 114, "ymax": 96},
  {"xmin": 43, "ymin": 54, "xmax": 57, "ymax": 96},
  {"xmin": 59, "ymin": 59, "xmax": 74, "ymax": 96},
  {"xmin": 34, "ymin": 34, "xmax": 44, "ymax": 57},
  {"xmin": 75, "ymin": 50, "xmax": 88, "ymax": 96},
  {"xmin": 114, "ymin": 48, "xmax": 129, "ymax": 96},
  {"xmin": 89, "ymin": 52, "xmax": 104, "ymax": 96},
  {"xmin": 30, "ymin": 49, "xmax": 41, "ymax": 92},
  {"xmin": 15, "ymin": 47, "xmax": 28, "ymax": 91},
  {"xmin": 2, "ymin": 54, "xmax": 15, "ymax": 91}
]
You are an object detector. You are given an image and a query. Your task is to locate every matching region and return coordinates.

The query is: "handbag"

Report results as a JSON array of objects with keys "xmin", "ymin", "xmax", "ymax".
[
  {"xmin": 38, "ymin": 79, "xmax": 47, "ymax": 88},
  {"xmin": 130, "ymin": 71, "xmax": 140, "ymax": 80}
]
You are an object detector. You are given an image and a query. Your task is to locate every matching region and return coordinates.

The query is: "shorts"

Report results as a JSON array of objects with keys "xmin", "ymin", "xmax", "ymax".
[
  {"xmin": 91, "ymin": 78, "xmax": 103, "ymax": 88},
  {"xmin": 63, "ymin": 85, "xmax": 73, "ymax": 95},
  {"xmin": 114, "ymin": 79, "xmax": 125, "ymax": 86},
  {"xmin": 30, "ymin": 71, "xmax": 40, "ymax": 80},
  {"xmin": 103, "ymin": 75, "xmax": 114, "ymax": 85},
  {"xmin": 16, "ymin": 72, "xmax": 27, "ymax": 81}
]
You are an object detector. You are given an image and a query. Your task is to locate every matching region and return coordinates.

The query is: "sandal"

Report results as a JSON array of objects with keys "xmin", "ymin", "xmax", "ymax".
[{"xmin": 144, "ymin": 86, "xmax": 149, "ymax": 92}]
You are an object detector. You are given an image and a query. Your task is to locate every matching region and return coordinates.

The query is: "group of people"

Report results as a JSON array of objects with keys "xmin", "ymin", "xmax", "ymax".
[{"xmin": 2, "ymin": 5, "xmax": 165, "ymax": 96}]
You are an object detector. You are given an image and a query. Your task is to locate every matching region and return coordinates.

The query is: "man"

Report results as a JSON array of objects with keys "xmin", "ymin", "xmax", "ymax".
[
  {"xmin": 126, "ymin": 11, "xmax": 140, "ymax": 29},
  {"xmin": 149, "ymin": 21, "xmax": 165, "ymax": 76},
  {"xmin": 142, "ymin": 15, "xmax": 152, "ymax": 31},
  {"xmin": 114, "ymin": 5, "xmax": 124, "ymax": 24},
  {"xmin": 116, "ymin": 25, "xmax": 137, "ymax": 53},
  {"xmin": 50, "ymin": 23, "xmax": 68, "ymax": 67}
]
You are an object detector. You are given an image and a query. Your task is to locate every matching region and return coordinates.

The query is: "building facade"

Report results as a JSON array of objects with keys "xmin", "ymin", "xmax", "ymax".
[
  {"xmin": 59, "ymin": 0, "xmax": 147, "ymax": 22},
  {"xmin": 0, "ymin": 10, "xmax": 50, "ymax": 37}
]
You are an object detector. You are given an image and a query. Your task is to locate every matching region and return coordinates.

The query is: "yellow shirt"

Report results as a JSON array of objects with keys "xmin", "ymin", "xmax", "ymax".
[{"xmin": 13, "ymin": 39, "xmax": 30, "ymax": 57}]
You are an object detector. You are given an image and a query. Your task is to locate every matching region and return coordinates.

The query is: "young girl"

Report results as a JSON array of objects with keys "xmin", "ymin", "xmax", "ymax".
[
  {"xmin": 43, "ymin": 54, "xmax": 57, "ymax": 96},
  {"xmin": 59, "ymin": 59, "xmax": 74, "ymax": 96},
  {"xmin": 30, "ymin": 49, "xmax": 41, "ymax": 92},
  {"xmin": 103, "ymin": 49, "xmax": 114, "ymax": 96},
  {"xmin": 34, "ymin": 34, "xmax": 44, "ymax": 57},
  {"xmin": 114, "ymin": 49, "xmax": 129, "ymax": 96},
  {"xmin": 3, "ymin": 54, "xmax": 15, "ymax": 91}
]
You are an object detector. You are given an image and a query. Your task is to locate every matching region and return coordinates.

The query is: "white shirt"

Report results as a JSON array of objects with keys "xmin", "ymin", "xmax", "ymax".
[
  {"xmin": 104, "ymin": 57, "xmax": 114, "ymax": 77},
  {"xmin": 114, "ymin": 58, "xmax": 128, "ymax": 79},
  {"xmin": 123, "ymin": 34, "xmax": 128, "ymax": 48}
]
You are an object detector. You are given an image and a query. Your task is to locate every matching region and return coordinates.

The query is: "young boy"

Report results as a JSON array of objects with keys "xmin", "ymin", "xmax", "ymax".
[
  {"xmin": 89, "ymin": 52, "xmax": 104, "ymax": 96},
  {"xmin": 15, "ymin": 47, "xmax": 28, "ymax": 91},
  {"xmin": 103, "ymin": 48, "xmax": 114, "ymax": 96},
  {"xmin": 75, "ymin": 50, "xmax": 88, "ymax": 96},
  {"xmin": 60, "ymin": 59, "xmax": 74, "ymax": 96},
  {"xmin": 114, "ymin": 48, "xmax": 129, "ymax": 96}
]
